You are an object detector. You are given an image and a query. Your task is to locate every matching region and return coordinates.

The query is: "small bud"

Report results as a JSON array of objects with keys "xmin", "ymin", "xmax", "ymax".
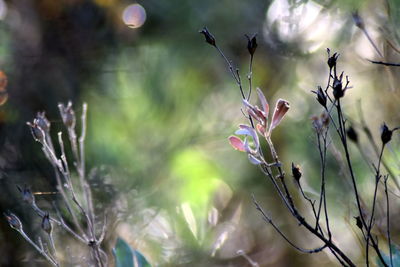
[
  {"xmin": 346, "ymin": 126, "xmax": 358, "ymax": 143},
  {"xmin": 312, "ymin": 86, "xmax": 327, "ymax": 107},
  {"xmin": 327, "ymin": 50, "xmax": 339, "ymax": 70},
  {"xmin": 58, "ymin": 101, "xmax": 76, "ymax": 129},
  {"xmin": 354, "ymin": 216, "xmax": 363, "ymax": 230},
  {"xmin": 381, "ymin": 123, "xmax": 393, "ymax": 145},
  {"xmin": 199, "ymin": 27, "xmax": 216, "ymax": 47},
  {"xmin": 352, "ymin": 11, "xmax": 365, "ymax": 30},
  {"xmin": 17, "ymin": 185, "xmax": 35, "ymax": 205},
  {"xmin": 245, "ymin": 34, "xmax": 257, "ymax": 56},
  {"xmin": 4, "ymin": 211, "xmax": 22, "ymax": 231},
  {"xmin": 332, "ymin": 76, "xmax": 344, "ymax": 99},
  {"xmin": 292, "ymin": 163, "xmax": 302, "ymax": 182},
  {"xmin": 41, "ymin": 212, "xmax": 52, "ymax": 234}
]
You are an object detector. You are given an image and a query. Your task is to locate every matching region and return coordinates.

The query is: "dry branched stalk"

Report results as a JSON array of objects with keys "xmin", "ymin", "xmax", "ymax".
[{"xmin": 5, "ymin": 102, "xmax": 107, "ymax": 266}]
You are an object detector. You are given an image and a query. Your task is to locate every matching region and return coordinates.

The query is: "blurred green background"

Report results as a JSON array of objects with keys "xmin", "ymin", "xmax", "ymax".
[{"xmin": 1, "ymin": 0, "xmax": 400, "ymax": 266}]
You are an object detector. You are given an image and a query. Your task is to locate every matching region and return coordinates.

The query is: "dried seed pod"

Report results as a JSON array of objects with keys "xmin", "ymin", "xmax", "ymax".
[
  {"xmin": 27, "ymin": 121, "xmax": 45, "ymax": 143},
  {"xmin": 292, "ymin": 163, "xmax": 302, "ymax": 182},
  {"xmin": 354, "ymin": 216, "xmax": 363, "ymax": 230},
  {"xmin": 199, "ymin": 27, "xmax": 216, "ymax": 47},
  {"xmin": 346, "ymin": 126, "xmax": 358, "ymax": 143},
  {"xmin": 17, "ymin": 185, "xmax": 35, "ymax": 205},
  {"xmin": 58, "ymin": 101, "xmax": 76, "ymax": 129},
  {"xmin": 41, "ymin": 212, "xmax": 52, "ymax": 234},
  {"xmin": 34, "ymin": 112, "xmax": 50, "ymax": 134},
  {"xmin": 332, "ymin": 76, "xmax": 344, "ymax": 99},
  {"xmin": 4, "ymin": 211, "xmax": 22, "ymax": 231},
  {"xmin": 381, "ymin": 123, "xmax": 393, "ymax": 145},
  {"xmin": 327, "ymin": 49, "xmax": 339, "ymax": 70},
  {"xmin": 245, "ymin": 34, "xmax": 257, "ymax": 56},
  {"xmin": 312, "ymin": 86, "xmax": 327, "ymax": 108}
]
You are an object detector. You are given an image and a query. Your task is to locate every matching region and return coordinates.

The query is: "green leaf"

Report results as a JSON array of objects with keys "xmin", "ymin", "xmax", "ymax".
[
  {"xmin": 133, "ymin": 250, "xmax": 151, "ymax": 267},
  {"xmin": 113, "ymin": 237, "xmax": 151, "ymax": 267},
  {"xmin": 377, "ymin": 244, "xmax": 400, "ymax": 267},
  {"xmin": 113, "ymin": 238, "xmax": 134, "ymax": 267}
]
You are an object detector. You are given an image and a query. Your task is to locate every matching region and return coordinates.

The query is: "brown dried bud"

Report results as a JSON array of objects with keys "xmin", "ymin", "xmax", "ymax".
[
  {"xmin": 199, "ymin": 27, "xmax": 216, "ymax": 47},
  {"xmin": 245, "ymin": 34, "xmax": 257, "ymax": 56},
  {"xmin": 41, "ymin": 212, "xmax": 52, "ymax": 234},
  {"xmin": 17, "ymin": 185, "xmax": 35, "ymax": 205},
  {"xmin": 381, "ymin": 123, "xmax": 392, "ymax": 145},
  {"xmin": 346, "ymin": 126, "xmax": 358, "ymax": 143},
  {"xmin": 292, "ymin": 163, "xmax": 302, "ymax": 182},
  {"xmin": 4, "ymin": 211, "xmax": 22, "ymax": 231},
  {"xmin": 58, "ymin": 101, "xmax": 76, "ymax": 129}
]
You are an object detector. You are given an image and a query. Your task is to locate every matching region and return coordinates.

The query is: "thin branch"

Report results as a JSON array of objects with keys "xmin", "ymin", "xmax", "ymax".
[
  {"xmin": 252, "ymin": 195, "xmax": 327, "ymax": 254},
  {"xmin": 384, "ymin": 176, "xmax": 393, "ymax": 267},
  {"xmin": 19, "ymin": 230, "xmax": 59, "ymax": 267}
]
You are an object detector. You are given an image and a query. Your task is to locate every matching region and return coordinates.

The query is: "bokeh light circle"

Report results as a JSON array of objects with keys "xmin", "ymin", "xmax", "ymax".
[{"xmin": 122, "ymin": 4, "xmax": 146, "ymax": 29}]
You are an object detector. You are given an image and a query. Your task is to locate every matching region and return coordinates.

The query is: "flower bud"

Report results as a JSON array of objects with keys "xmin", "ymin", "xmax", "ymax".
[
  {"xmin": 291, "ymin": 163, "xmax": 302, "ymax": 182},
  {"xmin": 4, "ymin": 211, "xmax": 22, "ymax": 231},
  {"xmin": 245, "ymin": 34, "xmax": 257, "ymax": 56},
  {"xmin": 17, "ymin": 185, "xmax": 35, "ymax": 205},
  {"xmin": 199, "ymin": 27, "xmax": 216, "ymax": 47},
  {"xmin": 346, "ymin": 126, "xmax": 358, "ymax": 143},
  {"xmin": 381, "ymin": 123, "xmax": 393, "ymax": 145},
  {"xmin": 58, "ymin": 101, "xmax": 76, "ymax": 129},
  {"xmin": 41, "ymin": 212, "xmax": 52, "ymax": 234}
]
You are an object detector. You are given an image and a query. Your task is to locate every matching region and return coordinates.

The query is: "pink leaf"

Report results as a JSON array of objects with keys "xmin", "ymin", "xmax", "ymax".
[
  {"xmin": 269, "ymin": 99, "xmax": 290, "ymax": 132},
  {"xmin": 257, "ymin": 88, "xmax": 269, "ymax": 117},
  {"xmin": 256, "ymin": 123, "xmax": 266, "ymax": 136},
  {"xmin": 243, "ymin": 99, "xmax": 266, "ymax": 124},
  {"xmin": 228, "ymin": 136, "xmax": 245, "ymax": 152}
]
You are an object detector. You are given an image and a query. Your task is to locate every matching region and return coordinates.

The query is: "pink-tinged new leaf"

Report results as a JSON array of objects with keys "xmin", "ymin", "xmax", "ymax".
[
  {"xmin": 228, "ymin": 136, "xmax": 245, "ymax": 152},
  {"xmin": 257, "ymin": 88, "xmax": 269, "ymax": 117},
  {"xmin": 269, "ymin": 99, "xmax": 290, "ymax": 132},
  {"xmin": 243, "ymin": 99, "xmax": 266, "ymax": 124},
  {"xmin": 256, "ymin": 123, "xmax": 266, "ymax": 136}
]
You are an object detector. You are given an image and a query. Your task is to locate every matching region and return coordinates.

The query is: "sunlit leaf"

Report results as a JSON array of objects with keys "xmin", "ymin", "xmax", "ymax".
[{"xmin": 181, "ymin": 202, "xmax": 198, "ymax": 239}]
